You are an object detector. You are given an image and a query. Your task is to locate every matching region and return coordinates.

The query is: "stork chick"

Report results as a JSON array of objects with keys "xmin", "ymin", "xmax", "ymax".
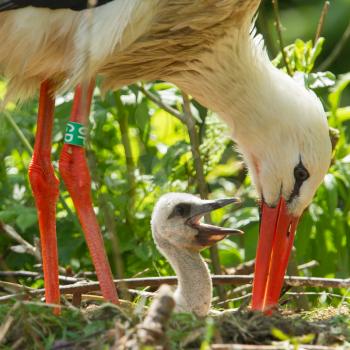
[{"xmin": 151, "ymin": 193, "xmax": 242, "ymax": 317}]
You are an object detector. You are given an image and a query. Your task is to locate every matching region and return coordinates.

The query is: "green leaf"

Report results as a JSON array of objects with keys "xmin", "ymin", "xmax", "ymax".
[
  {"xmin": 272, "ymin": 328, "xmax": 290, "ymax": 341},
  {"xmin": 329, "ymin": 73, "xmax": 350, "ymax": 116},
  {"xmin": 294, "ymin": 39, "xmax": 307, "ymax": 72},
  {"xmin": 296, "ymin": 333, "xmax": 315, "ymax": 344},
  {"xmin": 323, "ymin": 174, "xmax": 338, "ymax": 214},
  {"xmin": 308, "ymin": 72, "xmax": 336, "ymax": 89},
  {"xmin": 333, "ymin": 106, "xmax": 350, "ymax": 123},
  {"xmin": 309, "ymin": 37, "xmax": 325, "ymax": 71}
]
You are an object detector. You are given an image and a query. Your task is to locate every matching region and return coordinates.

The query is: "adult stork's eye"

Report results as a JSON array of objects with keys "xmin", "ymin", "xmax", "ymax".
[
  {"xmin": 168, "ymin": 203, "xmax": 191, "ymax": 219},
  {"xmin": 294, "ymin": 162, "xmax": 309, "ymax": 183},
  {"xmin": 288, "ymin": 161, "xmax": 310, "ymax": 203}
]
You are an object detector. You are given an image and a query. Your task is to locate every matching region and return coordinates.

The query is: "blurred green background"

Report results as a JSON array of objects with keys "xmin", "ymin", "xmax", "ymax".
[{"xmin": 0, "ymin": 1, "xmax": 349, "ymax": 308}]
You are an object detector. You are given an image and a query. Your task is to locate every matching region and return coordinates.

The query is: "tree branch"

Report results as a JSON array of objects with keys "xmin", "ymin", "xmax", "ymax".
[
  {"xmin": 139, "ymin": 85, "xmax": 185, "ymax": 123},
  {"xmin": 87, "ymin": 151, "xmax": 126, "ymax": 284},
  {"xmin": 271, "ymin": 0, "xmax": 292, "ymax": 76},
  {"xmin": 0, "ymin": 270, "xmax": 85, "ymax": 284},
  {"xmin": 182, "ymin": 92, "xmax": 226, "ymax": 304},
  {"xmin": 114, "ymin": 91, "xmax": 136, "ymax": 221},
  {"xmin": 318, "ymin": 19, "xmax": 350, "ymax": 71},
  {"xmin": 315, "ymin": 1, "xmax": 330, "ymax": 42},
  {"xmin": 137, "ymin": 285, "xmax": 175, "ymax": 347},
  {"xmin": 1, "ymin": 275, "xmax": 349, "ymax": 303},
  {"xmin": 0, "ymin": 222, "xmax": 41, "ymax": 261},
  {"xmin": 212, "ymin": 344, "xmax": 335, "ymax": 350}
]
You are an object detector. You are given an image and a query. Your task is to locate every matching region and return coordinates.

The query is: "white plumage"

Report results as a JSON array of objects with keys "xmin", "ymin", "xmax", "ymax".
[{"xmin": 0, "ymin": 0, "xmax": 333, "ymax": 311}]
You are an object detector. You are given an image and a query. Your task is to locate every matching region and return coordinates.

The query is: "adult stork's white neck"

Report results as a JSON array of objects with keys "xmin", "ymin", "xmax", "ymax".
[{"xmin": 170, "ymin": 21, "xmax": 332, "ymax": 311}]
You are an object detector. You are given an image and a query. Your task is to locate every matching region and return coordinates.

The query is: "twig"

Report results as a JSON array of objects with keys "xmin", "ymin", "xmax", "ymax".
[
  {"xmin": 113, "ymin": 91, "xmax": 136, "ymax": 222},
  {"xmin": 0, "ymin": 222, "xmax": 41, "ymax": 261},
  {"xmin": 286, "ymin": 291, "xmax": 350, "ymax": 300},
  {"xmin": 318, "ymin": 19, "xmax": 350, "ymax": 71},
  {"xmin": 140, "ymin": 85, "xmax": 227, "ymax": 303},
  {"xmin": 66, "ymin": 293, "xmax": 104, "ymax": 302},
  {"xmin": 182, "ymin": 93, "xmax": 207, "ymax": 198},
  {"xmin": 226, "ymin": 260, "xmax": 255, "ymax": 275},
  {"xmin": 315, "ymin": 1, "xmax": 330, "ymax": 42},
  {"xmin": 3, "ymin": 111, "xmax": 34, "ymax": 152},
  {"xmin": 1, "ymin": 275, "xmax": 349, "ymax": 303},
  {"xmin": 137, "ymin": 285, "xmax": 175, "ymax": 347},
  {"xmin": 271, "ymin": 0, "xmax": 292, "ymax": 76},
  {"xmin": 0, "ymin": 314, "xmax": 14, "ymax": 344},
  {"xmin": 216, "ymin": 293, "xmax": 252, "ymax": 305},
  {"xmin": 212, "ymin": 345, "xmax": 335, "ymax": 350},
  {"xmin": 72, "ymin": 292, "xmax": 82, "ymax": 306},
  {"xmin": 139, "ymin": 85, "xmax": 185, "ymax": 123},
  {"xmin": 226, "ymin": 259, "xmax": 318, "ymax": 276},
  {"xmin": 182, "ymin": 92, "xmax": 226, "ymax": 304},
  {"xmin": 0, "ymin": 280, "xmax": 32, "ymax": 292},
  {"xmin": 256, "ymin": 4, "xmax": 277, "ymax": 57},
  {"xmin": 212, "ymin": 283, "xmax": 252, "ymax": 305},
  {"xmin": 287, "ymin": 248, "xmax": 310, "ymax": 310},
  {"xmin": 298, "ymin": 260, "xmax": 319, "ymax": 270},
  {"xmin": 0, "ymin": 270, "xmax": 85, "ymax": 284},
  {"xmin": 87, "ymin": 151, "xmax": 127, "ymax": 291},
  {"xmin": 230, "ymin": 284, "xmax": 252, "ymax": 296},
  {"xmin": 128, "ymin": 289, "xmax": 155, "ymax": 298}
]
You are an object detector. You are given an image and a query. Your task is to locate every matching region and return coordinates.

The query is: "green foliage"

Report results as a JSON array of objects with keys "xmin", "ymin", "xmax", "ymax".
[
  {"xmin": 0, "ymin": 12, "xmax": 349, "ymax": 312},
  {"xmin": 271, "ymin": 328, "xmax": 315, "ymax": 350},
  {"xmin": 200, "ymin": 317, "xmax": 215, "ymax": 350},
  {"xmin": 0, "ymin": 302, "xmax": 129, "ymax": 349},
  {"xmin": 273, "ymin": 37, "xmax": 325, "ymax": 74},
  {"xmin": 0, "ymin": 79, "xmax": 249, "ymax": 282},
  {"xmin": 1, "ymin": 301, "xmax": 348, "ymax": 349}
]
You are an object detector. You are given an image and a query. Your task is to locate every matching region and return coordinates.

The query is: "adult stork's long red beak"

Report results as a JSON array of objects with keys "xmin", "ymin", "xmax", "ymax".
[{"xmin": 251, "ymin": 198, "xmax": 299, "ymax": 312}]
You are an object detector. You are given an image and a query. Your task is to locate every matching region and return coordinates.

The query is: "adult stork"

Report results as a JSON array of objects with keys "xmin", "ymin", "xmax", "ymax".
[{"xmin": 0, "ymin": 0, "xmax": 332, "ymax": 313}]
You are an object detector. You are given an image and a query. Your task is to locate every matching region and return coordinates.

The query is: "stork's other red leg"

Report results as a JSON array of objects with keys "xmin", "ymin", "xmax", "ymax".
[
  {"xmin": 28, "ymin": 80, "xmax": 60, "ymax": 313},
  {"xmin": 59, "ymin": 83, "xmax": 119, "ymax": 304}
]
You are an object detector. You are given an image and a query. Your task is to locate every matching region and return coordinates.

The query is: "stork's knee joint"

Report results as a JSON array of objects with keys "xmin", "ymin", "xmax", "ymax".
[
  {"xmin": 28, "ymin": 157, "xmax": 59, "ymax": 200},
  {"xmin": 58, "ymin": 144, "xmax": 92, "ymax": 196}
]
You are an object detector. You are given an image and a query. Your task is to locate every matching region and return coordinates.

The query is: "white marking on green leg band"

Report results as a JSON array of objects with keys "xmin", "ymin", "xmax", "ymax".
[{"xmin": 64, "ymin": 121, "xmax": 87, "ymax": 147}]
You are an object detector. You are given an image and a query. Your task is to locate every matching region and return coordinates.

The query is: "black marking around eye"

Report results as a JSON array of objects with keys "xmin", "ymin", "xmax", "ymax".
[
  {"xmin": 288, "ymin": 159, "xmax": 310, "ymax": 203},
  {"xmin": 167, "ymin": 203, "xmax": 192, "ymax": 219}
]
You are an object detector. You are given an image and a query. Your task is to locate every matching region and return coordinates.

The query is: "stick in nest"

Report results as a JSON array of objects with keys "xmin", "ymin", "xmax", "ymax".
[{"xmin": 137, "ymin": 285, "xmax": 175, "ymax": 347}]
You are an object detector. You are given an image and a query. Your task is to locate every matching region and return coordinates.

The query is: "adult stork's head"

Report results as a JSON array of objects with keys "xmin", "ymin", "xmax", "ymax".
[
  {"xmin": 226, "ymin": 71, "xmax": 332, "ymax": 312},
  {"xmin": 240, "ymin": 70, "xmax": 333, "ymax": 312},
  {"xmin": 239, "ymin": 70, "xmax": 332, "ymax": 219},
  {"xmin": 172, "ymin": 26, "xmax": 333, "ymax": 312}
]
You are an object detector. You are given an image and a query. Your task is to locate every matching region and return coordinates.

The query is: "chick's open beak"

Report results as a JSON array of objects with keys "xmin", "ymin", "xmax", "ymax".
[{"xmin": 186, "ymin": 198, "xmax": 243, "ymax": 247}]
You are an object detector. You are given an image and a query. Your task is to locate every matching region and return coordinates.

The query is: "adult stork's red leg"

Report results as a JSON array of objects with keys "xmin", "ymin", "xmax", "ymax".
[
  {"xmin": 29, "ymin": 80, "xmax": 60, "ymax": 313},
  {"xmin": 59, "ymin": 82, "xmax": 119, "ymax": 304}
]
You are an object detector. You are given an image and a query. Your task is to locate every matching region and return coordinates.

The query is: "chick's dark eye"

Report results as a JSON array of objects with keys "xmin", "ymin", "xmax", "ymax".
[
  {"xmin": 294, "ymin": 163, "xmax": 309, "ymax": 183},
  {"xmin": 168, "ymin": 203, "xmax": 191, "ymax": 219},
  {"xmin": 174, "ymin": 204, "xmax": 191, "ymax": 217}
]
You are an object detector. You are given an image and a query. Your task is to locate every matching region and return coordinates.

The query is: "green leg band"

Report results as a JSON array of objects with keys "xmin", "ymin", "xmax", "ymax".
[{"xmin": 64, "ymin": 121, "xmax": 87, "ymax": 147}]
